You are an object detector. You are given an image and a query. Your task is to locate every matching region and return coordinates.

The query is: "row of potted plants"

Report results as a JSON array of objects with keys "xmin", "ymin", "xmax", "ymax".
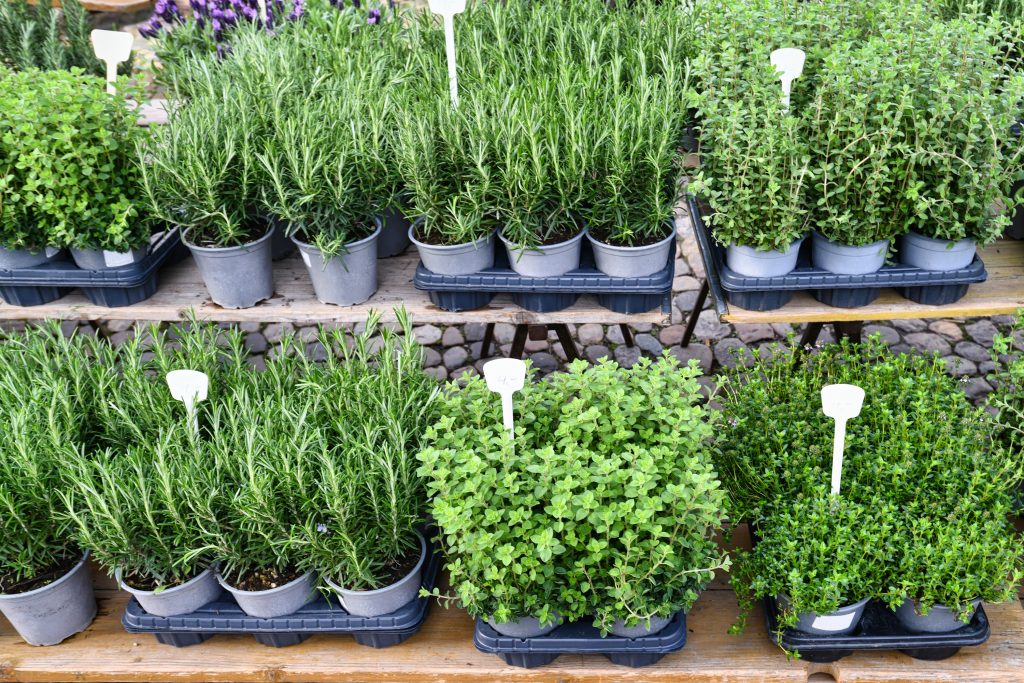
[
  {"xmin": 692, "ymin": 0, "xmax": 1024, "ymax": 278},
  {"xmin": 0, "ymin": 310, "xmax": 438, "ymax": 645},
  {"xmin": 715, "ymin": 338, "xmax": 1023, "ymax": 640}
]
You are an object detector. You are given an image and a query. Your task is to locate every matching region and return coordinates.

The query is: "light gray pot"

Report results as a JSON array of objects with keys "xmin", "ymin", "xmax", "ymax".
[
  {"xmin": 409, "ymin": 222, "xmax": 495, "ymax": 275},
  {"xmin": 900, "ymin": 231, "xmax": 977, "ymax": 271},
  {"xmin": 218, "ymin": 570, "xmax": 317, "ymax": 619},
  {"xmin": 116, "ymin": 565, "xmax": 221, "ymax": 617},
  {"xmin": 811, "ymin": 232, "xmax": 889, "ymax": 275},
  {"xmin": 587, "ymin": 225, "xmax": 675, "ymax": 278},
  {"xmin": 778, "ymin": 594, "xmax": 869, "ymax": 636},
  {"xmin": 70, "ymin": 246, "xmax": 148, "ymax": 270},
  {"xmin": 0, "ymin": 551, "xmax": 96, "ymax": 646},
  {"xmin": 293, "ymin": 219, "xmax": 381, "ymax": 307},
  {"xmin": 609, "ymin": 614, "xmax": 672, "ymax": 638},
  {"xmin": 725, "ymin": 236, "xmax": 804, "ymax": 278},
  {"xmin": 327, "ymin": 531, "xmax": 427, "ymax": 618},
  {"xmin": 499, "ymin": 229, "xmax": 585, "ymax": 277},
  {"xmin": 894, "ymin": 598, "xmax": 980, "ymax": 633},
  {"xmin": 0, "ymin": 245, "xmax": 63, "ymax": 270},
  {"xmin": 487, "ymin": 612, "xmax": 563, "ymax": 638},
  {"xmin": 184, "ymin": 226, "xmax": 275, "ymax": 309},
  {"xmin": 378, "ymin": 207, "xmax": 411, "ymax": 258}
]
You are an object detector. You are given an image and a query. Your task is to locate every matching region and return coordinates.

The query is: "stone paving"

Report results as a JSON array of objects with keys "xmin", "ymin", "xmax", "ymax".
[{"xmin": 4, "ymin": 202, "xmax": 1018, "ymax": 403}]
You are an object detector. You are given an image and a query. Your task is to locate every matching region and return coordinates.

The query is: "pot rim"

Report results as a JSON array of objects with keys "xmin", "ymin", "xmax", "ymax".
[
  {"xmin": 497, "ymin": 227, "xmax": 587, "ymax": 252},
  {"xmin": 116, "ymin": 563, "xmax": 218, "ymax": 597},
  {"xmin": 0, "ymin": 550, "xmax": 90, "ymax": 601},
  {"xmin": 290, "ymin": 216, "xmax": 383, "ymax": 252},
  {"xmin": 904, "ymin": 230, "xmax": 976, "ymax": 249},
  {"xmin": 812, "ymin": 231, "xmax": 890, "ymax": 251},
  {"xmin": 326, "ymin": 530, "xmax": 427, "ymax": 597},
  {"xmin": 777, "ymin": 593, "xmax": 871, "ymax": 614},
  {"xmin": 183, "ymin": 224, "xmax": 275, "ymax": 252},
  {"xmin": 728, "ymin": 233, "xmax": 806, "ymax": 255},
  {"xmin": 217, "ymin": 569, "xmax": 317, "ymax": 597},
  {"xmin": 408, "ymin": 219, "xmax": 495, "ymax": 252},
  {"xmin": 586, "ymin": 221, "xmax": 676, "ymax": 252}
]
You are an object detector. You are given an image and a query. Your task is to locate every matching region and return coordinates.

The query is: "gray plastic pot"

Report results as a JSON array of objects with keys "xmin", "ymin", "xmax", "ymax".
[
  {"xmin": 409, "ymin": 221, "xmax": 495, "ymax": 275},
  {"xmin": 778, "ymin": 594, "xmax": 869, "ymax": 635},
  {"xmin": 726, "ymin": 236, "xmax": 804, "ymax": 278},
  {"xmin": 811, "ymin": 232, "xmax": 889, "ymax": 275},
  {"xmin": 293, "ymin": 219, "xmax": 381, "ymax": 306},
  {"xmin": 0, "ymin": 246, "xmax": 63, "ymax": 270},
  {"xmin": 0, "ymin": 551, "xmax": 96, "ymax": 646},
  {"xmin": 327, "ymin": 531, "xmax": 426, "ymax": 618},
  {"xmin": 609, "ymin": 614, "xmax": 672, "ymax": 638},
  {"xmin": 116, "ymin": 565, "xmax": 221, "ymax": 617},
  {"xmin": 587, "ymin": 224, "xmax": 675, "ymax": 278},
  {"xmin": 218, "ymin": 570, "xmax": 317, "ymax": 619},
  {"xmin": 487, "ymin": 611, "xmax": 563, "ymax": 638},
  {"xmin": 70, "ymin": 246, "xmax": 148, "ymax": 270},
  {"xmin": 894, "ymin": 598, "xmax": 981, "ymax": 633},
  {"xmin": 900, "ymin": 231, "xmax": 977, "ymax": 271},
  {"xmin": 499, "ymin": 229, "xmax": 585, "ymax": 277},
  {"xmin": 184, "ymin": 226, "xmax": 275, "ymax": 309},
  {"xmin": 378, "ymin": 207, "xmax": 412, "ymax": 258}
]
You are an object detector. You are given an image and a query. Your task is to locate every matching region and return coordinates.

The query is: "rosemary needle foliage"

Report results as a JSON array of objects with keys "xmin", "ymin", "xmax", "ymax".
[{"xmin": 0, "ymin": 0, "xmax": 107, "ymax": 74}]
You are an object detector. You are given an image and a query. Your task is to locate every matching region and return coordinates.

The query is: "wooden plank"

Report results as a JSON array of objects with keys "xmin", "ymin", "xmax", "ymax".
[
  {"xmin": 29, "ymin": 0, "xmax": 153, "ymax": 12},
  {"xmin": 0, "ymin": 588, "xmax": 1019, "ymax": 682},
  {"xmin": 721, "ymin": 239, "xmax": 1024, "ymax": 324},
  {"xmin": 0, "ymin": 250, "xmax": 670, "ymax": 325}
]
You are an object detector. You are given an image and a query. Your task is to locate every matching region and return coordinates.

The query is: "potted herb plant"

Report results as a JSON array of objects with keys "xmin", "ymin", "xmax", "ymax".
[
  {"xmin": 142, "ymin": 90, "xmax": 274, "ymax": 309},
  {"xmin": 0, "ymin": 68, "xmax": 152, "ymax": 270},
  {"xmin": 890, "ymin": 512, "xmax": 1022, "ymax": 633},
  {"xmin": 691, "ymin": 53, "xmax": 811, "ymax": 277},
  {"xmin": 0, "ymin": 0, "xmax": 108, "ymax": 74},
  {"xmin": 418, "ymin": 355, "xmax": 728, "ymax": 637},
  {"xmin": 60, "ymin": 434, "xmax": 222, "ymax": 618}
]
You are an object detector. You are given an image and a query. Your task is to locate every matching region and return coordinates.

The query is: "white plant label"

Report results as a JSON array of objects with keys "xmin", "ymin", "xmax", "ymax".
[
  {"xmin": 427, "ymin": 0, "xmax": 467, "ymax": 107},
  {"xmin": 300, "ymin": 251, "xmax": 312, "ymax": 268},
  {"xmin": 810, "ymin": 611, "xmax": 856, "ymax": 633},
  {"xmin": 90, "ymin": 30, "xmax": 133, "ymax": 95},
  {"xmin": 103, "ymin": 250, "xmax": 136, "ymax": 268},
  {"xmin": 166, "ymin": 369, "xmax": 209, "ymax": 436},
  {"xmin": 483, "ymin": 358, "xmax": 526, "ymax": 437},
  {"xmin": 257, "ymin": 0, "xmax": 268, "ymax": 24},
  {"xmin": 770, "ymin": 47, "xmax": 805, "ymax": 113},
  {"xmin": 44, "ymin": 247, "xmax": 60, "ymax": 258},
  {"xmin": 820, "ymin": 383, "xmax": 865, "ymax": 496}
]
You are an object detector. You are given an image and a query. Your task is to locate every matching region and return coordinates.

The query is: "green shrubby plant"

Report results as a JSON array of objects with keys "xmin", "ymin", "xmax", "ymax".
[
  {"xmin": 418, "ymin": 356, "xmax": 728, "ymax": 633},
  {"xmin": 0, "ymin": 69, "xmax": 151, "ymax": 253},
  {"xmin": 989, "ymin": 313, "xmax": 1024, "ymax": 460}
]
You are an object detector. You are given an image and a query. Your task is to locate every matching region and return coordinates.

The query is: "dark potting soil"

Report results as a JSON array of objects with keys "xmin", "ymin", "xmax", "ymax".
[
  {"xmin": 293, "ymin": 222, "xmax": 376, "ymax": 246},
  {"xmin": 0, "ymin": 554, "xmax": 78, "ymax": 594},
  {"xmin": 188, "ymin": 220, "xmax": 270, "ymax": 249},
  {"xmin": 535, "ymin": 223, "xmax": 583, "ymax": 246},
  {"xmin": 232, "ymin": 566, "xmax": 306, "ymax": 592},
  {"xmin": 122, "ymin": 568, "xmax": 205, "ymax": 593},
  {"xmin": 338, "ymin": 544, "xmax": 421, "ymax": 591}
]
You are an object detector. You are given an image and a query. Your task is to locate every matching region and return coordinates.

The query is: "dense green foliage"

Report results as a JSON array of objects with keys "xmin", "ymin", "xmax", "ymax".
[
  {"xmin": 419, "ymin": 356, "xmax": 727, "ymax": 634},
  {"xmin": 0, "ymin": 68, "xmax": 151, "ymax": 253},
  {"xmin": 717, "ymin": 339, "xmax": 1024, "ymax": 630},
  {"xmin": 0, "ymin": 0, "xmax": 106, "ymax": 74}
]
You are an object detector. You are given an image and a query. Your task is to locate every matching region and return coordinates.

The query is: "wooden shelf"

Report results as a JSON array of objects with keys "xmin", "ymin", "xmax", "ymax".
[
  {"xmin": 0, "ymin": 250, "xmax": 670, "ymax": 325},
  {"xmin": 0, "ymin": 587, "xmax": 1020, "ymax": 682},
  {"xmin": 720, "ymin": 239, "xmax": 1024, "ymax": 325}
]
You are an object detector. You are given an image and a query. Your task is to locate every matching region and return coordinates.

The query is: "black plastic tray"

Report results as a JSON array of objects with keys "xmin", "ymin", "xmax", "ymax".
[
  {"xmin": 473, "ymin": 612, "xmax": 687, "ymax": 668},
  {"xmin": 122, "ymin": 544, "xmax": 441, "ymax": 648},
  {"xmin": 413, "ymin": 241, "xmax": 673, "ymax": 315},
  {"xmin": 765, "ymin": 597, "xmax": 990, "ymax": 663},
  {"xmin": 0, "ymin": 229, "xmax": 187, "ymax": 307},
  {"xmin": 687, "ymin": 197, "xmax": 989, "ymax": 311}
]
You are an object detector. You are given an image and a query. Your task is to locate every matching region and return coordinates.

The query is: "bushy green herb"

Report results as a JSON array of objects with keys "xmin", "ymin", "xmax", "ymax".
[
  {"xmin": 0, "ymin": 0, "xmax": 109, "ymax": 74},
  {"xmin": 989, "ymin": 313, "xmax": 1024, "ymax": 460},
  {"xmin": 418, "ymin": 355, "xmax": 727, "ymax": 633},
  {"xmin": 0, "ymin": 68, "xmax": 150, "ymax": 253}
]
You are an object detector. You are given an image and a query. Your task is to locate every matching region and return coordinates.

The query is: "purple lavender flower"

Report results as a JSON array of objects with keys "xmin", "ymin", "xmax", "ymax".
[
  {"xmin": 288, "ymin": 0, "xmax": 304, "ymax": 22},
  {"xmin": 367, "ymin": 7, "xmax": 380, "ymax": 24}
]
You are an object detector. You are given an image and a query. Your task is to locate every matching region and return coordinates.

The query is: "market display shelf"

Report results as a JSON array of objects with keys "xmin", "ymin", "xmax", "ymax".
[{"xmin": 0, "ymin": 586, "xmax": 1020, "ymax": 682}]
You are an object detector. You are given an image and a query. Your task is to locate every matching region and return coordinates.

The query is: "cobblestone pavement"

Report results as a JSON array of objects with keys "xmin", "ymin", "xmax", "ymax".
[{"xmin": 3, "ymin": 202, "xmax": 1018, "ymax": 402}]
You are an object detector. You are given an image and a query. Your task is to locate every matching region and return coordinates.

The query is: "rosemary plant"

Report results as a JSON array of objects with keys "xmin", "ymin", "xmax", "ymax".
[{"xmin": 0, "ymin": 0, "xmax": 107, "ymax": 74}]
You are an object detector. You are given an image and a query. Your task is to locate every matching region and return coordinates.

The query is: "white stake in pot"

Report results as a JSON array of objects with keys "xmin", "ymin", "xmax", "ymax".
[
  {"xmin": 483, "ymin": 358, "xmax": 527, "ymax": 438},
  {"xmin": 428, "ymin": 0, "xmax": 466, "ymax": 107},
  {"xmin": 770, "ymin": 48, "xmax": 805, "ymax": 113},
  {"xmin": 90, "ymin": 30, "xmax": 133, "ymax": 95},
  {"xmin": 166, "ymin": 369, "xmax": 208, "ymax": 437},
  {"xmin": 820, "ymin": 384, "xmax": 865, "ymax": 496}
]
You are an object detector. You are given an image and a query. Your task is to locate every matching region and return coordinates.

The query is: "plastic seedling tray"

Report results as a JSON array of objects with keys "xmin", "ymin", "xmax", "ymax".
[
  {"xmin": 414, "ymin": 241, "xmax": 673, "ymax": 314},
  {"xmin": 764, "ymin": 596, "xmax": 990, "ymax": 663},
  {"xmin": 122, "ymin": 543, "xmax": 442, "ymax": 648},
  {"xmin": 687, "ymin": 197, "xmax": 988, "ymax": 311},
  {"xmin": 473, "ymin": 612, "xmax": 687, "ymax": 669},
  {"xmin": 0, "ymin": 229, "xmax": 187, "ymax": 307}
]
